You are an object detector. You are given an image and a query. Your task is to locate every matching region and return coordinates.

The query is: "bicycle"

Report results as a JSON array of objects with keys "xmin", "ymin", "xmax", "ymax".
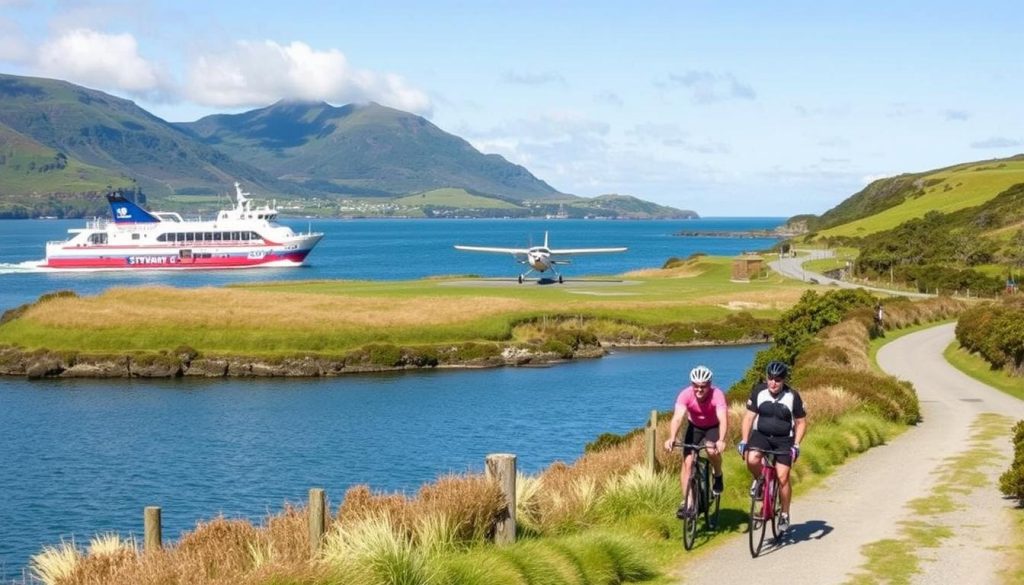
[
  {"xmin": 746, "ymin": 447, "xmax": 790, "ymax": 558},
  {"xmin": 674, "ymin": 441, "xmax": 721, "ymax": 550}
]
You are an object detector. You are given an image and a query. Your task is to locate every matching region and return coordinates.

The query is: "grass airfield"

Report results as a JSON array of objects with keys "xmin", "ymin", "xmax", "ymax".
[{"xmin": 0, "ymin": 256, "xmax": 813, "ymax": 354}]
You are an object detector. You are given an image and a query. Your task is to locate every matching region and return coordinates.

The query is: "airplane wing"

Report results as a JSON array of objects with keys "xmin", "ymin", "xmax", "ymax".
[
  {"xmin": 453, "ymin": 245, "xmax": 529, "ymax": 254},
  {"xmin": 549, "ymin": 247, "xmax": 628, "ymax": 255},
  {"xmin": 454, "ymin": 245, "xmax": 530, "ymax": 262}
]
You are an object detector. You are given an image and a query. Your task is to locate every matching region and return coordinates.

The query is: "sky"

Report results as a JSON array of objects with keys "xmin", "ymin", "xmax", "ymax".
[{"xmin": 0, "ymin": 1, "xmax": 1021, "ymax": 216}]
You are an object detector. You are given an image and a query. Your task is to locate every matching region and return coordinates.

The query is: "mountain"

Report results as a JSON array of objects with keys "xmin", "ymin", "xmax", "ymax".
[
  {"xmin": 0, "ymin": 74, "xmax": 288, "ymax": 199},
  {"xmin": 179, "ymin": 101, "xmax": 562, "ymax": 200},
  {"xmin": 0, "ymin": 73, "xmax": 694, "ymax": 219}
]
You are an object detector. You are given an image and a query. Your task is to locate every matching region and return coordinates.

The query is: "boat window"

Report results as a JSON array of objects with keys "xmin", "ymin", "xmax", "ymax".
[
  {"xmin": 232, "ymin": 232, "xmax": 240, "ymax": 241},
  {"xmin": 132, "ymin": 233, "xmax": 140, "ymax": 240},
  {"xmin": 89, "ymin": 233, "xmax": 108, "ymax": 244},
  {"xmin": 251, "ymin": 231, "xmax": 260, "ymax": 240},
  {"xmin": 213, "ymin": 232, "xmax": 222, "ymax": 241}
]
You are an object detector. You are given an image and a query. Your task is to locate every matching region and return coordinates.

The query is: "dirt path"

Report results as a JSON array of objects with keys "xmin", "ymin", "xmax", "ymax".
[{"xmin": 676, "ymin": 323, "xmax": 1023, "ymax": 584}]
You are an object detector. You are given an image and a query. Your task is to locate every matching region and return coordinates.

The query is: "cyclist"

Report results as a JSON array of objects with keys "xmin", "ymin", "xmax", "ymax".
[
  {"xmin": 738, "ymin": 360, "xmax": 806, "ymax": 533},
  {"xmin": 664, "ymin": 364, "xmax": 728, "ymax": 519}
]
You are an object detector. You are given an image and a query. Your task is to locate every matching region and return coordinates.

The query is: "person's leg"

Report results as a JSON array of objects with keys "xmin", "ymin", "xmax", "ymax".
[{"xmin": 777, "ymin": 463, "xmax": 792, "ymax": 514}]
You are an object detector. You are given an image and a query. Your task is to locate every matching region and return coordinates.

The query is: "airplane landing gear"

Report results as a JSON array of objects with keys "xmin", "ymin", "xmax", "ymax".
[
  {"xmin": 518, "ymin": 274, "xmax": 524, "ymax": 284},
  {"xmin": 558, "ymin": 275, "xmax": 563, "ymax": 284}
]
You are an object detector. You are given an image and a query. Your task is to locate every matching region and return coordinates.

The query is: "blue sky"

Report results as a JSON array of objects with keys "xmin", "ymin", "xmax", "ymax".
[{"xmin": 1, "ymin": 1, "xmax": 1021, "ymax": 216}]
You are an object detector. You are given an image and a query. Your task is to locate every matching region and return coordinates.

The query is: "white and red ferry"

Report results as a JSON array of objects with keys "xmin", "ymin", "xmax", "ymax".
[{"xmin": 42, "ymin": 183, "xmax": 323, "ymax": 270}]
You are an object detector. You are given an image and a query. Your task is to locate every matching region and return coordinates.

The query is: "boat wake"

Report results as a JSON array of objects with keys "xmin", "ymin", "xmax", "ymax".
[{"xmin": 0, "ymin": 260, "xmax": 46, "ymax": 274}]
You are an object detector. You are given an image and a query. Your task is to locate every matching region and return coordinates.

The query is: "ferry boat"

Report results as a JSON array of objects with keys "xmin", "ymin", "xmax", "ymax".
[{"xmin": 42, "ymin": 183, "xmax": 323, "ymax": 270}]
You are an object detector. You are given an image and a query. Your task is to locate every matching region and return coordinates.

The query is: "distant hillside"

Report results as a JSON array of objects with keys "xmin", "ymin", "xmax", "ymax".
[
  {"xmin": 805, "ymin": 155, "xmax": 1024, "ymax": 238},
  {"xmin": 799, "ymin": 155, "xmax": 1024, "ymax": 296},
  {"xmin": 179, "ymin": 101, "xmax": 563, "ymax": 200},
  {"xmin": 0, "ymin": 74, "xmax": 285, "ymax": 199}
]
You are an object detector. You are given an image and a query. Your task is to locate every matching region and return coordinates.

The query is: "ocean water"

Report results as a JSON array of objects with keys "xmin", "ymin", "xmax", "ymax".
[
  {"xmin": 0, "ymin": 216, "xmax": 781, "ymax": 580},
  {"xmin": 0, "ymin": 217, "xmax": 783, "ymax": 312}
]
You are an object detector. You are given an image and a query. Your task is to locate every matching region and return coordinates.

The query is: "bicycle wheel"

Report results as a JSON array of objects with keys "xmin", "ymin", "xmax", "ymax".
[
  {"xmin": 708, "ymin": 491, "xmax": 721, "ymax": 530},
  {"xmin": 769, "ymin": 478, "xmax": 783, "ymax": 538},
  {"xmin": 748, "ymin": 490, "xmax": 766, "ymax": 557},
  {"xmin": 682, "ymin": 477, "xmax": 698, "ymax": 550}
]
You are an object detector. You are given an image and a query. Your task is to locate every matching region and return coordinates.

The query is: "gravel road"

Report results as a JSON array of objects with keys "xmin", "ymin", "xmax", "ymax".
[{"xmin": 675, "ymin": 323, "xmax": 1023, "ymax": 584}]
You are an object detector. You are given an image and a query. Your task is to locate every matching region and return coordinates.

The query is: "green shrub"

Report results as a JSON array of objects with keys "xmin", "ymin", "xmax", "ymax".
[{"xmin": 1000, "ymin": 419, "xmax": 1024, "ymax": 505}]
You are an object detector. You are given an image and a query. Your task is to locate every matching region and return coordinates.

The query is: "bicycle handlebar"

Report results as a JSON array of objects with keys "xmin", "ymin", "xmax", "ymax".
[{"xmin": 672, "ymin": 440, "xmax": 718, "ymax": 451}]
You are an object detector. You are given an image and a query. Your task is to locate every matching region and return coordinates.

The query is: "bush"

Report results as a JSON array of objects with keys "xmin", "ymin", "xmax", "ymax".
[{"xmin": 999, "ymin": 420, "xmax": 1024, "ymax": 505}]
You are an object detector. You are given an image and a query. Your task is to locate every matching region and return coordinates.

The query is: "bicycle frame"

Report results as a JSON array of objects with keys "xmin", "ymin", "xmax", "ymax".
[
  {"xmin": 676, "ymin": 441, "xmax": 721, "ymax": 550},
  {"xmin": 747, "ymin": 447, "xmax": 788, "ymax": 558}
]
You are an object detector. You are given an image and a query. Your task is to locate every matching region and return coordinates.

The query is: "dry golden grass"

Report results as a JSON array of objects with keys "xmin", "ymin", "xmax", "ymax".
[
  {"xmin": 800, "ymin": 386, "xmax": 863, "ymax": 426},
  {"xmin": 623, "ymin": 265, "xmax": 703, "ymax": 278},
  {"xmin": 20, "ymin": 286, "xmax": 530, "ymax": 329},
  {"xmin": 337, "ymin": 473, "xmax": 504, "ymax": 546}
]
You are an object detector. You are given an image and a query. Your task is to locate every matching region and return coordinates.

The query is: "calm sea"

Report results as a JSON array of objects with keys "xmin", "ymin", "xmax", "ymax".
[
  {"xmin": 0, "ymin": 217, "xmax": 782, "ymax": 313},
  {"xmin": 0, "ymin": 217, "xmax": 780, "ymax": 580}
]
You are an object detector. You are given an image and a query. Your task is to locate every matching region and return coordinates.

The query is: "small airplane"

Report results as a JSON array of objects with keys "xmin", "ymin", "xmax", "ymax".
[{"xmin": 454, "ymin": 232, "xmax": 627, "ymax": 283}]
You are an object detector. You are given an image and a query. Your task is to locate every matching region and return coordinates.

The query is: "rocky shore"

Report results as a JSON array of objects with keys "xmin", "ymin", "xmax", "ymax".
[{"xmin": 0, "ymin": 342, "xmax": 609, "ymax": 379}]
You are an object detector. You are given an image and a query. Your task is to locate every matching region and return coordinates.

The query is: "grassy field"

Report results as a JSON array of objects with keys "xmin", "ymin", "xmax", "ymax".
[
  {"xmin": 815, "ymin": 159, "xmax": 1024, "ymax": 239},
  {"xmin": 393, "ymin": 188, "xmax": 523, "ymax": 209},
  {"xmin": 0, "ymin": 257, "xmax": 809, "ymax": 354}
]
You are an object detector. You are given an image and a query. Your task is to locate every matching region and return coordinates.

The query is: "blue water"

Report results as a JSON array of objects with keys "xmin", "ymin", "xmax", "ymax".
[
  {"xmin": 0, "ymin": 217, "xmax": 782, "ymax": 313},
  {"xmin": 0, "ymin": 217, "xmax": 781, "ymax": 580}
]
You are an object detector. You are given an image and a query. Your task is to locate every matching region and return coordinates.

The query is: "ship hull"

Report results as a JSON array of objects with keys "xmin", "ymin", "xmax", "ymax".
[{"xmin": 43, "ymin": 237, "xmax": 322, "ymax": 271}]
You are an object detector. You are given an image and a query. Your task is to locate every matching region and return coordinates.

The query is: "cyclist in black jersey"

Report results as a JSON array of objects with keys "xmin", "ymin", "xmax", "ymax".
[{"xmin": 737, "ymin": 361, "xmax": 807, "ymax": 533}]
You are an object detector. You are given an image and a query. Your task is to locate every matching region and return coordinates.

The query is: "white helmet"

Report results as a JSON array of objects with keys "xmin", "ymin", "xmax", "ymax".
[{"xmin": 689, "ymin": 365, "xmax": 713, "ymax": 384}]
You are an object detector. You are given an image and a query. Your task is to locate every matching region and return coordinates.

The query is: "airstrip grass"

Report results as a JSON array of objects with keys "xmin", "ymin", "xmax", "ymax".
[{"xmin": 0, "ymin": 256, "xmax": 809, "ymax": 354}]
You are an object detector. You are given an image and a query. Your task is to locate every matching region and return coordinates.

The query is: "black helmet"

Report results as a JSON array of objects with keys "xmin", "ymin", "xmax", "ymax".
[{"xmin": 765, "ymin": 361, "xmax": 789, "ymax": 379}]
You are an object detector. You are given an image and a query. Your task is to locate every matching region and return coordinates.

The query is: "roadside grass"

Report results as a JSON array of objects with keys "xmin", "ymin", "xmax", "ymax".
[
  {"xmin": 801, "ymin": 247, "xmax": 859, "ymax": 274},
  {"xmin": 0, "ymin": 256, "xmax": 810, "ymax": 354},
  {"xmin": 943, "ymin": 343, "xmax": 1024, "ymax": 401}
]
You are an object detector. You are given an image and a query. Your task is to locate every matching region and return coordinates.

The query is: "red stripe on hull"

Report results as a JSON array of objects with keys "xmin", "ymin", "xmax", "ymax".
[{"xmin": 44, "ymin": 251, "xmax": 311, "ymax": 270}]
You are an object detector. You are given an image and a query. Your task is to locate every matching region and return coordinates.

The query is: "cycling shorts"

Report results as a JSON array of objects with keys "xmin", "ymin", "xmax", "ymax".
[
  {"xmin": 683, "ymin": 424, "xmax": 720, "ymax": 456},
  {"xmin": 748, "ymin": 430, "xmax": 795, "ymax": 466}
]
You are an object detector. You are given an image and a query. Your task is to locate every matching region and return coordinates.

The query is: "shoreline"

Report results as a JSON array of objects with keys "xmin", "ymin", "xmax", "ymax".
[{"xmin": 0, "ymin": 337, "xmax": 769, "ymax": 379}]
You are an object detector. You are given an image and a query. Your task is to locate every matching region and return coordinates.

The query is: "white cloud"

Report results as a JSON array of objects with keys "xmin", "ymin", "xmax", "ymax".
[
  {"xmin": 0, "ymin": 18, "xmax": 30, "ymax": 63},
  {"xmin": 970, "ymin": 137, "xmax": 1021, "ymax": 149},
  {"xmin": 502, "ymin": 70, "xmax": 565, "ymax": 86},
  {"xmin": 186, "ymin": 40, "xmax": 432, "ymax": 115},
  {"xmin": 36, "ymin": 28, "xmax": 165, "ymax": 95},
  {"xmin": 661, "ymin": 71, "xmax": 756, "ymax": 104}
]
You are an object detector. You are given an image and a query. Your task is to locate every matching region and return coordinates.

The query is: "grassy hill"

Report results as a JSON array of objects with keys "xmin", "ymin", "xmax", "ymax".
[
  {"xmin": 800, "ymin": 154, "xmax": 1024, "ymax": 295},
  {"xmin": 808, "ymin": 156, "xmax": 1024, "ymax": 238},
  {"xmin": 0, "ymin": 74, "xmax": 286, "ymax": 199},
  {"xmin": 179, "ymin": 101, "xmax": 564, "ymax": 200}
]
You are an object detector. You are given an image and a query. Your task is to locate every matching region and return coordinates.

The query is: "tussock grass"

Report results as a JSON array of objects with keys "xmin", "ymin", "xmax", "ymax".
[{"xmin": 30, "ymin": 540, "xmax": 81, "ymax": 585}]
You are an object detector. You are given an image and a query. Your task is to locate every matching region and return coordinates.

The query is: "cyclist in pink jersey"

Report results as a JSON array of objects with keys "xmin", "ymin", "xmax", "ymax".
[{"xmin": 663, "ymin": 365, "xmax": 729, "ymax": 518}]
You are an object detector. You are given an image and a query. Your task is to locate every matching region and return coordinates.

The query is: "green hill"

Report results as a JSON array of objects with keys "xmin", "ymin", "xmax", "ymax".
[
  {"xmin": 179, "ymin": 101, "xmax": 563, "ymax": 200},
  {"xmin": 0, "ymin": 74, "xmax": 285, "ymax": 199},
  {"xmin": 801, "ymin": 154, "xmax": 1024, "ymax": 295},
  {"xmin": 806, "ymin": 155, "xmax": 1024, "ymax": 238}
]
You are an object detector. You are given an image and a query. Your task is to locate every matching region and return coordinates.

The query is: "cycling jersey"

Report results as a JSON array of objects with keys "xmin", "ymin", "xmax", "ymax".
[
  {"xmin": 675, "ymin": 385, "xmax": 727, "ymax": 429},
  {"xmin": 745, "ymin": 382, "xmax": 806, "ymax": 437}
]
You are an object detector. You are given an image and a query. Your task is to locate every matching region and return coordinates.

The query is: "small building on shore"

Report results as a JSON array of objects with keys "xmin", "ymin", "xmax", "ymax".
[{"xmin": 731, "ymin": 254, "xmax": 764, "ymax": 282}]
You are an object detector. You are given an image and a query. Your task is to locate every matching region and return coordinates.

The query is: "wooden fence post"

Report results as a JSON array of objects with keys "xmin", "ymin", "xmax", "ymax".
[
  {"xmin": 649, "ymin": 409, "xmax": 658, "ymax": 429},
  {"xmin": 144, "ymin": 506, "xmax": 162, "ymax": 552},
  {"xmin": 308, "ymin": 488, "xmax": 326, "ymax": 554},
  {"xmin": 485, "ymin": 453, "xmax": 517, "ymax": 545},
  {"xmin": 645, "ymin": 426, "xmax": 658, "ymax": 473}
]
